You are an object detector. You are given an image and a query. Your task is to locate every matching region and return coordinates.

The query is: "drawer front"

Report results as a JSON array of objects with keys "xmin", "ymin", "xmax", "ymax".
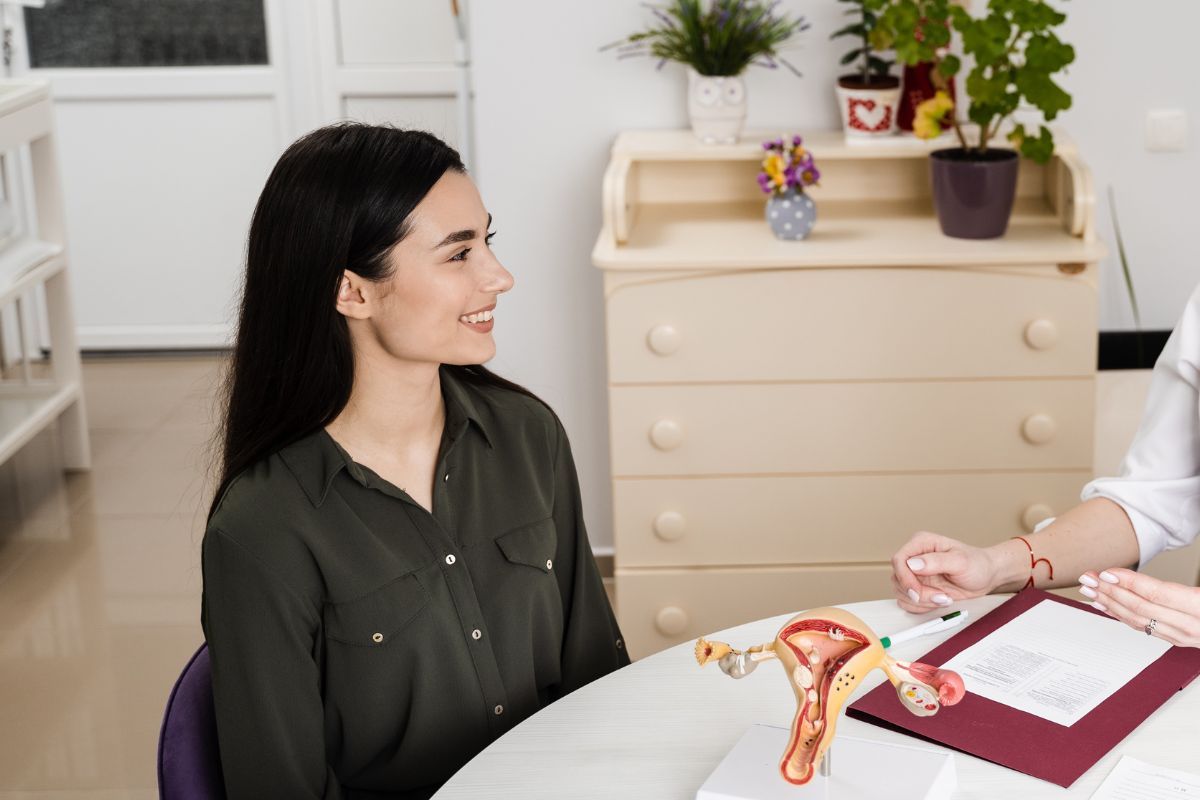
[
  {"xmin": 609, "ymin": 380, "xmax": 1093, "ymax": 476},
  {"xmin": 606, "ymin": 267, "xmax": 1096, "ymax": 383},
  {"xmin": 615, "ymin": 565, "xmax": 894, "ymax": 658},
  {"xmin": 614, "ymin": 471, "xmax": 1089, "ymax": 568}
]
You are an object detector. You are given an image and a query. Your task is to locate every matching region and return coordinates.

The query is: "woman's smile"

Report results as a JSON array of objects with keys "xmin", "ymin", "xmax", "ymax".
[{"xmin": 459, "ymin": 303, "xmax": 495, "ymax": 333}]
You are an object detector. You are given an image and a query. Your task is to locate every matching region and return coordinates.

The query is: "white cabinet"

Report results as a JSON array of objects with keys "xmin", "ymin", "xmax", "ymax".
[{"xmin": 593, "ymin": 130, "xmax": 1103, "ymax": 657}]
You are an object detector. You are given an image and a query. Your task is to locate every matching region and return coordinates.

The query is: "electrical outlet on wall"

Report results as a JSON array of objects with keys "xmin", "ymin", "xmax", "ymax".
[{"xmin": 1145, "ymin": 109, "xmax": 1189, "ymax": 152}]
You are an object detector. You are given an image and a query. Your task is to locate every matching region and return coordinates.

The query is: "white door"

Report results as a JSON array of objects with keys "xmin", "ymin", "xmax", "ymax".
[{"xmin": 8, "ymin": 0, "xmax": 469, "ymax": 350}]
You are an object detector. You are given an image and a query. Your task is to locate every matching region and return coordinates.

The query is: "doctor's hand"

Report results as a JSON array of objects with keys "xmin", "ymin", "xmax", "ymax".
[
  {"xmin": 1079, "ymin": 568, "xmax": 1200, "ymax": 648},
  {"xmin": 892, "ymin": 531, "xmax": 1000, "ymax": 613}
]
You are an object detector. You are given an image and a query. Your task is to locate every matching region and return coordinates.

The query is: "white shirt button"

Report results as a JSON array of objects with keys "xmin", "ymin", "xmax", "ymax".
[
  {"xmin": 494, "ymin": 705, "xmax": 504, "ymax": 716},
  {"xmin": 445, "ymin": 554, "xmax": 456, "ymax": 565},
  {"xmin": 443, "ymin": 473, "xmax": 450, "ymax": 482},
  {"xmin": 372, "ymin": 632, "xmax": 384, "ymax": 643},
  {"xmin": 471, "ymin": 629, "xmax": 482, "ymax": 640},
  {"xmin": 546, "ymin": 559, "xmax": 553, "ymax": 570}
]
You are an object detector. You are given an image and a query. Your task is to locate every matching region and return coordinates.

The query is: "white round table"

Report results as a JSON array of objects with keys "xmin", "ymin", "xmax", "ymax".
[{"xmin": 433, "ymin": 595, "xmax": 1200, "ymax": 799}]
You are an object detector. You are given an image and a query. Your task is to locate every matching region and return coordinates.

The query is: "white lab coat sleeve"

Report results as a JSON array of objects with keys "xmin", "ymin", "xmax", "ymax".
[{"xmin": 1081, "ymin": 283, "xmax": 1200, "ymax": 569}]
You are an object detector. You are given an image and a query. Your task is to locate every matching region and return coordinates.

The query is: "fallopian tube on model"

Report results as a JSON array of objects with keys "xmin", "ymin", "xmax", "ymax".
[{"xmin": 695, "ymin": 607, "xmax": 965, "ymax": 785}]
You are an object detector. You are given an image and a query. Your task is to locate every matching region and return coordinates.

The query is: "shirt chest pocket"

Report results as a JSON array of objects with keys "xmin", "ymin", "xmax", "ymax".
[
  {"xmin": 323, "ymin": 573, "xmax": 430, "ymax": 648},
  {"xmin": 495, "ymin": 517, "xmax": 557, "ymax": 574}
]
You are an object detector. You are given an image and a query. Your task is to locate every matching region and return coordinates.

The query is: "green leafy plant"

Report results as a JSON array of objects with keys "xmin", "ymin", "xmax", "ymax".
[
  {"xmin": 891, "ymin": 0, "xmax": 1075, "ymax": 163},
  {"xmin": 873, "ymin": 0, "xmax": 957, "ymax": 78},
  {"xmin": 603, "ymin": 0, "xmax": 809, "ymax": 77},
  {"xmin": 831, "ymin": 0, "xmax": 894, "ymax": 85}
]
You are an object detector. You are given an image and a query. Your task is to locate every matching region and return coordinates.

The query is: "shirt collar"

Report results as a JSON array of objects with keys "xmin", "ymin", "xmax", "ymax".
[{"xmin": 279, "ymin": 366, "xmax": 494, "ymax": 508}]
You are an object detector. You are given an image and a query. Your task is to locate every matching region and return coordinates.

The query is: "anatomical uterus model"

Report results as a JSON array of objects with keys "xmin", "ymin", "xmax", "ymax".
[{"xmin": 695, "ymin": 607, "xmax": 965, "ymax": 786}]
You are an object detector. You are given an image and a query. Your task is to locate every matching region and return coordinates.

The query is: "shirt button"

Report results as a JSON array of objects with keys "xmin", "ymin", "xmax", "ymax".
[
  {"xmin": 443, "ymin": 473, "xmax": 450, "ymax": 482},
  {"xmin": 471, "ymin": 629, "xmax": 482, "ymax": 640},
  {"xmin": 546, "ymin": 559, "xmax": 553, "ymax": 570},
  {"xmin": 616, "ymin": 638, "xmax": 624, "ymax": 650},
  {"xmin": 372, "ymin": 632, "xmax": 384, "ymax": 643},
  {"xmin": 445, "ymin": 554, "xmax": 457, "ymax": 565},
  {"xmin": 494, "ymin": 705, "xmax": 504, "ymax": 716}
]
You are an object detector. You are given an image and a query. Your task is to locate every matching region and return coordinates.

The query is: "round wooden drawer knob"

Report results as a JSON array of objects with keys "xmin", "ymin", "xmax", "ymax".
[
  {"xmin": 649, "ymin": 419, "xmax": 684, "ymax": 451},
  {"xmin": 1021, "ymin": 503, "xmax": 1054, "ymax": 533},
  {"xmin": 653, "ymin": 511, "xmax": 687, "ymax": 541},
  {"xmin": 647, "ymin": 325, "xmax": 681, "ymax": 356},
  {"xmin": 1024, "ymin": 319, "xmax": 1059, "ymax": 350},
  {"xmin": 655, "ymin": 606, "xmax": 689, "ymax": 636},
  {"xmin": 1021, "ymin": 414, "xmax": 1057, "ymax": 445}
]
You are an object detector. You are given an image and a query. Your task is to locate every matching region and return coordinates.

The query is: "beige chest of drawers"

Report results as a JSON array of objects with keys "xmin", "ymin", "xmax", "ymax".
[{"xmin": 592, "ymin": 130, "xmax": 1106, "ymax": 658}]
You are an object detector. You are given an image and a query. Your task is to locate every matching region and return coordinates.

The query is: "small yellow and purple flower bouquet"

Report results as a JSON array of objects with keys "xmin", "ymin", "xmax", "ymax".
[
  {"xmin": 757, "ymin": 135, "xmax": 821, "ymax": 196},
  {"xmin": 759, "ymin": 135, "xmax": 819, "ymax": 240}
]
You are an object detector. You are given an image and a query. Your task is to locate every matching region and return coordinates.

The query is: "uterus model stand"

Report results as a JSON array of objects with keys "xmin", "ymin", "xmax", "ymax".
[{"xmin": 695, "ymin": 607, "xmax": 965, "ymax": 787}]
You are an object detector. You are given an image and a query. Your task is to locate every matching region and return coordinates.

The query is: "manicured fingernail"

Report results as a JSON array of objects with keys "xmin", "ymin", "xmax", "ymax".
[
  {"xmin": 1079, "ymin": 574, "xmax": 1099, "ymax": 588},
  {"xmin": 1079, "ymin": 585, "xmax": 1097, "ymax": 599},
  {"xmin": 907, "ymin": 589, "xmax": 920, "ymax": 603},
  {"xmin": 1091, "ymin": 601, "xmax": 1107, "ymax": 612},
  {"xmin": 907, "ymin": 557, "xmax": 925, "ymax": 571},
  {"xmin": 1099, "ymin": 571, "xmax": 1119, "ymax": 584},
  {"xmin": 931, "ymin": 593, "xmax": 951, "ymax": 606}
]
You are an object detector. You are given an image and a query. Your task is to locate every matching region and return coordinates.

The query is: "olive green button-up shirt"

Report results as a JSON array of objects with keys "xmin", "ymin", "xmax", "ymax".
[{"xmin": 201, "ymin": 368, "xmax": 629, "ymax": 799}]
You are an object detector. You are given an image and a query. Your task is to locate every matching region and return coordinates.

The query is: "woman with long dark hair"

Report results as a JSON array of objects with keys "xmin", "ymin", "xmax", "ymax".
[{"xmin": 202, "ymin": 123, "xmax": 628, "ymax": 798}]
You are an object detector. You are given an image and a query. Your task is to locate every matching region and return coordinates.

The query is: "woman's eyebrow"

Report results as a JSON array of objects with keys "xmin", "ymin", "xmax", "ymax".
[{"xmin": 433, "ymin": 213, "xmax": 492, "ymax": 249}]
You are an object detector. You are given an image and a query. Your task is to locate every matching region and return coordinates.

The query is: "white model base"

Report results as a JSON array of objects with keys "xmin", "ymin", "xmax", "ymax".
[{"xmin": 696, "ymin": 724, "xmax": 956, "ymax": 800}]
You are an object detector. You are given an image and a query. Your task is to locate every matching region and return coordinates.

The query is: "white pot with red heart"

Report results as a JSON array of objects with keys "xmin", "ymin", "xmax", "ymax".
[
  {"xmin": 687, "ymin": 68, "xmax": 747, "ymax": 145},
  {"xmin": 835, "ymin": 75, "xmax": 902, "ymax": 139}
]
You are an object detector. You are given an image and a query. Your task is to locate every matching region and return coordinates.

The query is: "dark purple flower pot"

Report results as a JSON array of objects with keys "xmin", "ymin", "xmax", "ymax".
[{"xmin": 929, "ymin": 148, "xmax": 1019, "ymax": 239}]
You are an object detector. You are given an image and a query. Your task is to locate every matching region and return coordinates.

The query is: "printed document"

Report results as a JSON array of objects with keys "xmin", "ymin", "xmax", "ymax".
[
  {"xmin": 938, "ymin": 599, "xmax": 1170, "ymax": 726},
  {"xmin": 1090, "ymin": 755, "xmax": 1200, "ymax": 799}
]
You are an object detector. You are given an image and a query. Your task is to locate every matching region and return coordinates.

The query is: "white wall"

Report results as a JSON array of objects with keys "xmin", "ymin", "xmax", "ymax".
[{"xmin": 469, "ymin": 0, "xmax": 1200, "ymax": 551}]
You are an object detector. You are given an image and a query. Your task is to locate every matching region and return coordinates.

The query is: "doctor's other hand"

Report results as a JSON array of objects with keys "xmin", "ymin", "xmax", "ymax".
[
  {"xmin": 1078, "ymin": 568, "xmax": 1200, "ymax": 648},
  {"xmin": 892, "ymin": 531, "xmax": 1000, "ymax": 613}
]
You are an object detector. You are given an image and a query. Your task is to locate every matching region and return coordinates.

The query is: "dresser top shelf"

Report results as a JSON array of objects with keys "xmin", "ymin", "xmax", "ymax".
[
  {"xmin": 608, "ymin": 127, "xmax": 1059, "ymax": 162},
  {"xmin": 594, "ymin": 129, "xmax": 1104, "ymax": 271},
  {"xmin": 594, "ymin": 198, "xmax": 1106, "ymax": 270}
]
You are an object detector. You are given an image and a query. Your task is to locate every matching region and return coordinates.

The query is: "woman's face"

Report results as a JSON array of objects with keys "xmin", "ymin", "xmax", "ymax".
[{"xmin": 340, "ymin": 171, "xmax": 514, "ymax": 367}]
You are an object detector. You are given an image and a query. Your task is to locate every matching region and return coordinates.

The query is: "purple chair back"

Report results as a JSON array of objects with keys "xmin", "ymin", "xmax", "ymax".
[{"xmin": 157, "ymin": 643, "xmax": 226, "ymax": 799}]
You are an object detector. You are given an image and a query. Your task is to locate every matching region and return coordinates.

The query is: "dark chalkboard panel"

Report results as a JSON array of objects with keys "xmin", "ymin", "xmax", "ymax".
[{"xmin": 24, "ymin": 0, "xmax": 268, "ymax": 68}]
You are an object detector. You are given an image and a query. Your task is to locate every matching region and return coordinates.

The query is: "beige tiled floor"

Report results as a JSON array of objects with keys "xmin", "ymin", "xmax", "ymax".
[
  {"xmin": 0, "ymin": 355, "xmax": 221, "ymax": 798},
  {"xmin": 0, "ymin": 356, "xmax": 1196, "ymax": 797}
]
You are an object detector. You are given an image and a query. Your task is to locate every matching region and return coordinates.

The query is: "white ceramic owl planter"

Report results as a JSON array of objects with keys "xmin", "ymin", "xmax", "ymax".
[{"xmin": 687, "ymin": 68, "xmax": 747, "ymax": 145}]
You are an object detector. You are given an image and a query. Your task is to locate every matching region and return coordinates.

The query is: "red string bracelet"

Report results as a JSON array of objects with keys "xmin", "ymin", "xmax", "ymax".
[{"xmin": 1012, "ymin": 535, "xmax": 1054, "ymax": 589}]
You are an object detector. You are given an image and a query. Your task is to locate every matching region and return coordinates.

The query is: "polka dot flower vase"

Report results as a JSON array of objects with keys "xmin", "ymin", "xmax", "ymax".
[
  {"xmin": 766, "ymin": 187, "xmax": 817, "ymax": 241},
  {"xmin": 758, "ymin": 135, "xmax": 820, "ymax": 241}
]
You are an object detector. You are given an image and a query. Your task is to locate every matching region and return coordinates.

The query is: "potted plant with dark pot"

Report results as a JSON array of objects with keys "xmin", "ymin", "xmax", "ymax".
[
  {"xmin": 605, "ymin": 0, "xmax": 808, "ymax": 144},
  {"xmin": 832, "ymin": 0, "xmax": 900, "ymax": 138},
  {"xmin": 912, "ymin": 0, "xmax": 1074, "ymax": 239}
]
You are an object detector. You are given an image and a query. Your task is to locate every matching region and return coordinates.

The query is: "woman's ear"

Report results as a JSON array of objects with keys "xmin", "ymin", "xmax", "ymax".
[{"xmin": 334, "ymin": 270, "xmax": 370, "ymax": 319}]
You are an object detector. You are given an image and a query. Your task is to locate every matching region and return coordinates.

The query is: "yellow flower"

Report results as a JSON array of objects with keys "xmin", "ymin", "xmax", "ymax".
[
  {"xmin": 913, "ymin": 115, "xmax": 941, "ymax": 139},
  {"xmin": 913, "ymin": 90, "xmax": 954, "ymax": 140},
  {"xmin": 764, "ymin": 153, "xmax": 786, "ymax": 183}
]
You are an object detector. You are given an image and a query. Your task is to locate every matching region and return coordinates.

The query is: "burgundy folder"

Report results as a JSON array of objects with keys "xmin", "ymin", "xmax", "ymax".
[{"xmin": 846, "ymin": 588, "xmax": 1200, "ymax": 788}]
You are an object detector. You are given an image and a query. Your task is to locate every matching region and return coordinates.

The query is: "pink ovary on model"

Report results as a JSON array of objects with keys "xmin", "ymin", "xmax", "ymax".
[{"xmin": 696, "ymin": 607, "xmax": 965, "ymax": 785}]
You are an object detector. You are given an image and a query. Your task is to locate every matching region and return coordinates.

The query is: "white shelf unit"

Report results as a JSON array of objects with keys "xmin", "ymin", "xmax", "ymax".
[{"xmin": 0, "ymin": 79, "xmax": 89, "ymax": 471}]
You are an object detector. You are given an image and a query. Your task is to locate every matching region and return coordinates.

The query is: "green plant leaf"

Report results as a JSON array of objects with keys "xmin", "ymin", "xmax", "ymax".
[
  {"xmin": 840, "ymin": 48, "xmax": 865, "ymax": 64},
  {"xmin": 1019, "ymin": 124, "xmax": 1055, "ymax": 164},
  {"xmin": 831, "ymin": 23, "xmax": 867, "ymax": 39},
  {"xmin": 938, "ymin": 54, "xmax": 961, "ymax": 77},
  {"xmin": 1016, "ymin": 71, "xmax": 1072, "ymax": 120}
]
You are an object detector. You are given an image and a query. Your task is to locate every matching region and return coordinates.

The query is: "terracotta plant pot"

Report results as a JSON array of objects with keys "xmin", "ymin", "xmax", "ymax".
[
  {"xmin": 687, "ymin": 68, "xmax": 746, "ymax": 144},
  {"xmin": 835, "ymin": 74, "xmax": 901, "ymax": 139},
  {"xmin": 929, "ymin": 148, "xmax": 1019, "ymax": 239}
]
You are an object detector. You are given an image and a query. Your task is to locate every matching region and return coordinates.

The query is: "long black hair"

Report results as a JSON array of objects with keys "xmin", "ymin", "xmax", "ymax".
[{"xmin": 209, "ymin": 123, "xmax": 541, "ymax": 520}]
